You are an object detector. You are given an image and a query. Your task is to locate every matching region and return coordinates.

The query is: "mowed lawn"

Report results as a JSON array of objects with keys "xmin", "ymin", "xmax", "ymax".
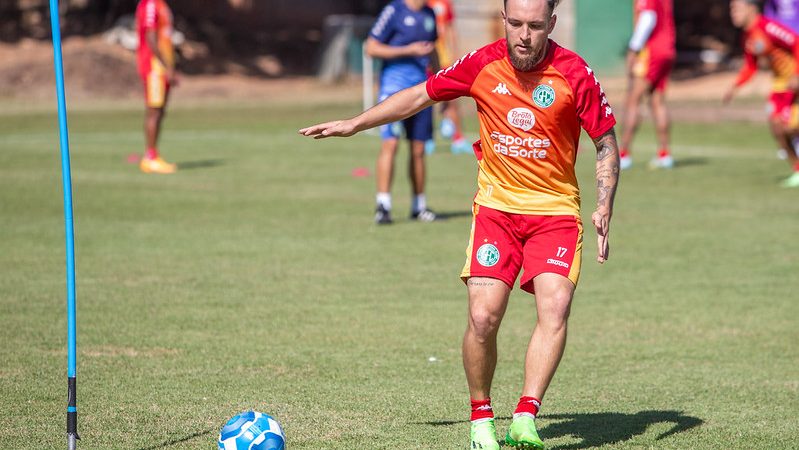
[{"xmin": 0, "ymin": 99, "xmax": 797, "ymax": 450}]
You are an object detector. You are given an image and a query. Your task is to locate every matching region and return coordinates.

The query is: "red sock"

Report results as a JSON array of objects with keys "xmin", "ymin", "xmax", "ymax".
[
  {"xmin": 620, "ymin": 149, "xmax": 630, "ymax": 158},
  {"xmin": 658, "ymin": 148, "xmax": 670, "ymax": 158},
  {"xmin": 793, "ymin": 161, "xmax": 799, "ymax": 172},
  {"xmin": 453, "ymin": 130, "xmax": 464, "ymax": 141},
  {"xmin": 513, "ymin": 396, "xmax": 541, "ymax": 418},
  {"xmin": 470, "ymin": 397, "xmax": 494, "ymax": 422},
  {"xmin": 145, "ymin": 148, "xmax": 158, "ymax": 160}
]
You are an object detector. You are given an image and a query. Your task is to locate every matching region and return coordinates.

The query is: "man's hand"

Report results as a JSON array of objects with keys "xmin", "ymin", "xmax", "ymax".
[
  {"xmin": 626, "ymin": 50, "xmax": 638, "ymax": 77},
  {"xmin": 788, "ymin": 75, "xmax": 799, "ymax": 92},
  {"xmin": 299, "ymin": 120, "xmax": 358, "ymax": 139},
  {"xmin": 405, "ymin": 41, "xmax": 435, "ymax": 57},
  {"xmin": 592, "ymin": 208, "xmax": 611, "ymax": 264}
]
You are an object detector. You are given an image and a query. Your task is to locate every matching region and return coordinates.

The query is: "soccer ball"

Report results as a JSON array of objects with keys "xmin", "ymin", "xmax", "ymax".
[{"xmin": 217, "ymin": 411, "xmax": 285, "ymax": 450}]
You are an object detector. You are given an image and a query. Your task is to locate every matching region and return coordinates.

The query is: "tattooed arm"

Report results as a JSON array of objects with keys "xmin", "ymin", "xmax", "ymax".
[{"xmin": 591, "ymin": 128, "xmax": 620, "ymax": 264}]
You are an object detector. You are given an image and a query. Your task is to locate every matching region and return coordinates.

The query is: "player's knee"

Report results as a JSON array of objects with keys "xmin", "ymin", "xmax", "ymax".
[
  {"xmin": 537, "ymin": 290, "xmax": 573, "ymax": 329},
  {"xmin": 468, "ymin": 308, "xmax": 502, "ymax": 341}
]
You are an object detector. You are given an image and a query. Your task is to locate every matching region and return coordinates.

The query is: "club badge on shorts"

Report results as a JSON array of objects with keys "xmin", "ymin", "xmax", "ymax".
[{"xmin": 476, "ymin": 243, "xmax": 500, "ymax": 267}]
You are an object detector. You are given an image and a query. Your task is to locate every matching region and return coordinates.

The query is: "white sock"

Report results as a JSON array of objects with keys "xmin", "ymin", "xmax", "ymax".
[
  {"xmin": 376, "ymin": 192, "xmax": 392, "ymax": 210},
  {"xmin": 412, "ymin": 194, "xmax": 426, "ymax": 212}
]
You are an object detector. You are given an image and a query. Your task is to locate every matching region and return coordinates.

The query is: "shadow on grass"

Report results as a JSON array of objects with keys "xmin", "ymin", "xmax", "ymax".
[
  {"xmin": 673, "ymin": 157, "xmax": 709, "ymax": 168},
  {"xmin": 418, "ymin": 410, "xmax": 702, "ymax": 449},
  {"xmin": 137, "ymin": 428, "xmax": 214, "ymax": 450},
  {"xmin": 431, "ymin": 210, "xmax": 472, "ymax": 221},
  {"xmin": 177, "ymin": 159, "xmax": 226, "ymax": 170}
]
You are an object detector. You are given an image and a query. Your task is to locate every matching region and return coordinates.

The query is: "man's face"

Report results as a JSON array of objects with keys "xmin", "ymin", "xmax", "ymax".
[
  {"xmin": 730, "ymin": 0, "xmax": 755, "ymax": 28},
  {"xmin": 503, "ymin": 0, "xmax": 556, "ymax": 71}
]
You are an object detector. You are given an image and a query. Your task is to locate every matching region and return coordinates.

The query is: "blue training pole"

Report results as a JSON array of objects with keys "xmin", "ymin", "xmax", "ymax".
[{"xmin": 47, "ymin": 1, "xmax": 79, "ymax": 449}]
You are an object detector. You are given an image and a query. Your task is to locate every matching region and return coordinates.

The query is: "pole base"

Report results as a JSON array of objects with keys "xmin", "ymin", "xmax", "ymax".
[{"xmin": 68, "ymin": 433, "xmax": 79, "ymax": 450}]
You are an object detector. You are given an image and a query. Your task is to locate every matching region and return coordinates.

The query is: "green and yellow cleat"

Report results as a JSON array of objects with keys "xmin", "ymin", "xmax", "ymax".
[
  {"xmin": 504, "ymin": 415, "xmax": 544, "ymax": 449},
  {"xmin": 470, "ymin": 419, "xmax": 500, "ymax": 450}
]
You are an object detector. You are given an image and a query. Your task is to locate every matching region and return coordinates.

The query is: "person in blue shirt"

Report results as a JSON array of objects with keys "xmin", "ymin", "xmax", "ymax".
[{"xmin": 366, "ymin": 0, "xmax": 438, "ymax": 224}]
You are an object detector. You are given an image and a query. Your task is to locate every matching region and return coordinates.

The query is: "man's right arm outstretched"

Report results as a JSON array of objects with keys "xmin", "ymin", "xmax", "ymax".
[{"xmin": 299, "ymin": 82, "xmax": 436, "ymax": 139}]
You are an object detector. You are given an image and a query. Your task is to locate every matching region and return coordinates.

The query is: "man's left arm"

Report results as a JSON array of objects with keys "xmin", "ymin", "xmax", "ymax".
[{"xmin": 591, "ymin": 128, "xmax": 620, "ymax": 264}]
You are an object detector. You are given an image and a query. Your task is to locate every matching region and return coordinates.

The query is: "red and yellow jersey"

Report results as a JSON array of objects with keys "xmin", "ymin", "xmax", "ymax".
[
  {"xmin": 136, "ymin": 0, "xmax": 174, "ymax": 77},
  {"xmin": 634, "ymin": 0, "xmax": 676, "ymax": 60},
  {"xmin": 426, "ymin": 39, "xmax": 616, "ymax": 216},
  {"xmin": 428, "ymin": 0, "xmax": 455, "ymax": 67},
  {"xmin": 736, "ymin": 15, "xmax": 799, "ymax": 93}
]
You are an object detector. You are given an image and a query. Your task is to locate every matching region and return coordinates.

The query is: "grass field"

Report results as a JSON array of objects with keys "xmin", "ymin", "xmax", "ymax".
[{"xmin": 1, "ymin": 98, "xmax": 797, "ymax": 450}]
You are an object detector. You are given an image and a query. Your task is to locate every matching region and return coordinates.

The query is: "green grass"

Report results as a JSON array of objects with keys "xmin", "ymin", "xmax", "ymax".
[{"xmin": 1, "ymin": 100, "xmax": 797, "ymax": 449}]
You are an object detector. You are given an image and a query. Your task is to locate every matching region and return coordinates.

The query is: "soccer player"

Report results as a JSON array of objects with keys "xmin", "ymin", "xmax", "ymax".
[
  {"xmin": 764, "ymin": 0, "xmax": 799, "ymax": 160},
  {"xmin": 725, "ymin": 0, "xmax": 799, "ymax": 187},
  {"xmin": 428, "ymin": 0, "xmax": 471, "ymax": 154},
  {"xmin": 619, "ymin": 0, "xmax": 676, "ymax": 170},
  {"xmin": 300, "ymin": 0, "xmax": 620, "ymax": 448},
  {"xmin": 136, "ymin": 0, "xmax": 178, "ymax": 174},
  {"xmin": 366, "ymin": 0, "xmax": 438, "ymax": 224}
]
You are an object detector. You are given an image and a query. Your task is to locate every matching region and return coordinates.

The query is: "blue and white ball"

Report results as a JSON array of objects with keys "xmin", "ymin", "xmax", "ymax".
[{"xmin": 217, "ymin": 411, "xmax": 285, "ymax": 450}]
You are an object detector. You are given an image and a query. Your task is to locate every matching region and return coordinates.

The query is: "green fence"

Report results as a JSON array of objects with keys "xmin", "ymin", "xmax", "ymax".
[{"xmin": 575, "ymin": 0, "xmax": 633, "ymax": 74}]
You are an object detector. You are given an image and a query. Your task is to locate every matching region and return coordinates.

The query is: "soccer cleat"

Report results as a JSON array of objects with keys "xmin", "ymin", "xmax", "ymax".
[
  {"xmin": 140, "ymin": 156, "xmax": 177, "ymax": 174},
  {"xmin": 470, "ymin": 419, "xmax": 500, "ymax": 450},
  {"xmin": 375, "ymin": 204, "xmax": 393, "ymax": 225},
  {"xmin": 780, "ymin": 171, "xmax": 799, "ymax": 188},
  {"xmin": 440, "ymin": 118, "xmax": 456, "ymax": 139},
  {"xmin": 619, "ymin": 154, "xmax": 632, "ymax": 170},
  {"xmin": 649, "ymin": 154, "xmax": 674, "ymax": 170},
  {"xmin": 411, "ymin": 208, "xmax": 436, "ymax": 222},
  {"xmin": 425, "ymin": 139, "xmax": 436, "ymax": 155},
  {"xmin": 451, "ymin": 138, "xmax": 471, "ymax": 154},
  {"xmin": 505, "ymin": 415, "xmax": 544, "ymax": 450}
]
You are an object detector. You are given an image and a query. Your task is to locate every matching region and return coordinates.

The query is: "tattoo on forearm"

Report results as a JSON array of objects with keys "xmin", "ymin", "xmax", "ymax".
[{"xmin": 593, "ymin": 129, "xmax": 620, "ymax": 210}]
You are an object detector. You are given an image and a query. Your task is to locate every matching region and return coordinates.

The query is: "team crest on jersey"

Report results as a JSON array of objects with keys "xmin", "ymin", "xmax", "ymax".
[
  {"xmin": 533, "ymin": 84, "xmax": 556, "ymax": 108},
  {"xmin": 476, "ymin": 244, "xmax": 500, "ymax": 267},
  {"xmin": 424, "ymin": 16, "xmax": 435, "ymax": 32},
  {"xmin": 404, "ymin": 15, "xmax": 416, "ymax": 27},
  {"xmin": 507, "ymin": 107, "xmax": 535, "ymax": 131}
]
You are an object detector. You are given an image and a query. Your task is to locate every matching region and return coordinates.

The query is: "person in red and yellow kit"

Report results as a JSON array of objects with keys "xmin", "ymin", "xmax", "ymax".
[
  {"xmin": 299, "ymin": 1, "xmax": 620, "ymax": 448},
  {"xmin": 725, "ymin": 0, "xmax": 799, "ymax": 187},
  {"xmin": 619, "ymin": 0, "xmax": 676, "ymax": 170},
  {"xmin": 136, "ymin": 0, "xmax": 178, "ymax": 174},
  {"xmin": 428, "ymin": 0, "xmax": 470, "ymax": 153}
]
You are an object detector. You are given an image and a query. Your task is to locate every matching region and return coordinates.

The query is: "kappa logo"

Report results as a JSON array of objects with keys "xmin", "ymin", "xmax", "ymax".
[
  {"xmin": 491, "ymin": 83, "xmax": 512, "ymax": 96},
  {"xmin": 507, "ymin": 107, "xmax": 535, "ymax": 131},
  {"xmin": 476, "ymin": 244, "xmax": 500, "ymax": 267}
]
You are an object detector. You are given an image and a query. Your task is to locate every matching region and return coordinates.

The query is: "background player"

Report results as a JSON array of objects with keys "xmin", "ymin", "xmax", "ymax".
[
  {"xmin": 136, "ymin": 0, "xmax": 178, "ymax": 174},
  {"xmin": 764, "ymin": 0, "xmax": 799, "ymax": 159},
  {"xmin": 619, "ymin": 0, "xmax": 676, "ymax": 170},
  {"xmin": 366, "ymin": 0, "xmax": 438, "ymax": 224},
  {"xmin": 299, "ymin": 0, "xmax": 620, "ymax": 447},
  {"xmin": 725, "ymin": 0, "xmax": 799, "ymax": 187},
  {"xmin": 428, "ymin": 0, "xmax": 471, "ymax": 154}
]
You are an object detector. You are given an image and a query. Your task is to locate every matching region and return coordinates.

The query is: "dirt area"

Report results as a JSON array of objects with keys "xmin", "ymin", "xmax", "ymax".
[{"xmin": 0, "ymin": 36, "xmax": 774, "ymax": 123}]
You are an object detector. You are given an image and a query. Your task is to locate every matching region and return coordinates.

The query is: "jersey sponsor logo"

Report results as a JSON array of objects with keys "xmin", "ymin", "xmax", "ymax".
[
  {"xmin": 489, "ymin": 131, "xmax": 550, "ymax": 159},
  {"xmin": 492, "ymin": 83, "xmax": 512, "ymax": 96},
  {"xmin": 476, "ymin": 244, "xmax": 500, "ymax": 267},
  {"xmin": 507, "ymin": 107, "xmax": 535, "ymax": 131},
  {"xmin": 533, "ymin": 84, "xmax": 556, "ymax": 108},
  {"xmin": 403, "ymin": 15, "xmax": 416, "ymax": 27}
]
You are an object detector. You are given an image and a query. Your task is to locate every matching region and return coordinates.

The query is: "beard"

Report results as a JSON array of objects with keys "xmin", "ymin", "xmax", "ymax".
[{"xmin": 506, "ymin": 40, "xmax": 546, "ymax": 72}]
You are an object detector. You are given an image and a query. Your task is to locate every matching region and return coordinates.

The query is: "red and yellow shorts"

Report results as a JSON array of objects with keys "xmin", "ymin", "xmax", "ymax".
[
  {"xmin": 767, "ymin": 91, "xmax": 799, "ymax": 129},
  {"xmin": 141, "ymin": 70, "xmax": 170, "ymax": 108},
  {"xmin": 461, "ymin": 204, "xmax": 583, "ymax": 293},
  {"xmin": 633, "ymin": 50, "xmax": 674, "ymax": 92}
]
